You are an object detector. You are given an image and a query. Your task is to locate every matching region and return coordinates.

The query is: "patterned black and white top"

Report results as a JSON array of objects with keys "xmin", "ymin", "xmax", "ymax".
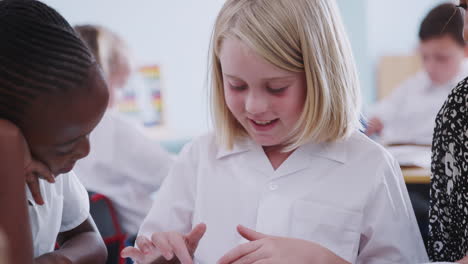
[{"xmin": 428, "ymin": 77, "xmax": 468, "ymax": 262}]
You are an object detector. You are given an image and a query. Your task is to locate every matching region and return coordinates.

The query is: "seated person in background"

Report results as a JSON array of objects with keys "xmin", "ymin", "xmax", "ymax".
[
  {"xmin": 365, "ymin": 3, "xmax": 468, "ymax": 146},
  {"xmin": 74, "ymin": 25, "xmax": 174, "ymax": 237},
  {"xmin": 0, "ymin": 0, "xmax": 109, "ymax": 263}
]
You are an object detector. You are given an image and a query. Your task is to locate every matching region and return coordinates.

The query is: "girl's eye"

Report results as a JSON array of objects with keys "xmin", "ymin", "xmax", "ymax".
[
  {"xmin": 267, "ymin": 87, "xmax": 287, "ymax": 94},
  {"xmin": 457, "ymin": 3, "xmax": 467, "ymax": 10},
  {"xmin": 230, "ymin": 84, "xmax": 247, "ymax": 91},
  {"xmin": 56, "ymin": 148, "xmax": 73, "ymax": 156}
]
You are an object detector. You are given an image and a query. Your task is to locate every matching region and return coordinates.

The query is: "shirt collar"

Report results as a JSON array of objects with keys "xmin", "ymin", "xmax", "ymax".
[
  {"xmin": 216, "ymin": 136, "xmax": 348, "ymax": 164},
  {"xmin": 216, "ymin": 137, "xmax": 252, "ymax": 159}
]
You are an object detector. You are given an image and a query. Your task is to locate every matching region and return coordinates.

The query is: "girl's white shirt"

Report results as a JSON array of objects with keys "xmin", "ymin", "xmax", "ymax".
[
  {"xmin": 27, "ymin": 171, "xmax": 89, "ymax": 257},
  {"xmin": 139, "ymin": 131, "xmax": 429, "ymax": 264}
]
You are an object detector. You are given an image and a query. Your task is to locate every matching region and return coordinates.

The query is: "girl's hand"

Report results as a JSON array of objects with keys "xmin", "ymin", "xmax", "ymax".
[
  {"xmin": 121, "ymin": 223, "xmax": 206, "ymax": 264},
  {"xmin": 22, "ymin": 132, "xmax": 54, "ymax": 205},
  {"xmin": 34, "ymin": 252, "xmax": 72, "ymax": 264},
  {"xmin": 217, "ymin": 225, "xmax": 350, "ymax": 264},
  {"xmin": 0, "ymin": 119, "xmax": 53, "ymax": 205}
]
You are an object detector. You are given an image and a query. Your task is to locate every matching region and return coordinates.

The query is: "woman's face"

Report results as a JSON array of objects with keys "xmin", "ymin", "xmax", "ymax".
[{"xmin": 20, "ymin": 66, "xmax": 109, "ymax": 176}]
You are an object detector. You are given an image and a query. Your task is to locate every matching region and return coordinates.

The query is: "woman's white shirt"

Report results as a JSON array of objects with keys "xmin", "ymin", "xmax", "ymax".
[
  {"xmin": 139, "ymin": 132, "xmax": 429, "ymax": 264},
  {"xmin": 27, "ymin": 171, "xmax": 89, "ymax": 257}
]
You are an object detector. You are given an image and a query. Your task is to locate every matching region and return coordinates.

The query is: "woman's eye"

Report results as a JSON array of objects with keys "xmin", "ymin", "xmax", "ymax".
[{"xmin": 457, "ymin": 3, "xmax": 467, "ymax": 10}]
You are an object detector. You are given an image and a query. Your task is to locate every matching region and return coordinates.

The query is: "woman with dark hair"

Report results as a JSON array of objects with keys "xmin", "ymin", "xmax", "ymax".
[{"xmin": 428, "ymin": 1, "xmax": 468, "ymax": 263}]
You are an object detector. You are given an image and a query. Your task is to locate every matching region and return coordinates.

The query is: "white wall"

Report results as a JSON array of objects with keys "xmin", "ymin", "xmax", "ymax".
[
  {"xmin": 336, "ymin": 0, "xmax": 372, "ymax": 107},
  {"xmin": 42, "ymin": 0, "xmax": 225, "ymax": 138}
]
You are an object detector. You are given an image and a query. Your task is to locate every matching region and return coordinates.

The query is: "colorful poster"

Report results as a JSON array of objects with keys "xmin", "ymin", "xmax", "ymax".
[{"xmin": 117, "ymin": 65, "xmax": 163, "ymax": 127}]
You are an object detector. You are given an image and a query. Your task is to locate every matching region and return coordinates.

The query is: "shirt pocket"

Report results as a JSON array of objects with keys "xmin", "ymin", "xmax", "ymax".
[{"xmin": 290, "ymin": 200, "xmax": 362, "ymax": 263}]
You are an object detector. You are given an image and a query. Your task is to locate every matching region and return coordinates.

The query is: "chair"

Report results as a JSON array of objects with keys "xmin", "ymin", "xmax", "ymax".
[{"xmin": 88, "ymin": 191, "xmax": 127, "ymax": 264}]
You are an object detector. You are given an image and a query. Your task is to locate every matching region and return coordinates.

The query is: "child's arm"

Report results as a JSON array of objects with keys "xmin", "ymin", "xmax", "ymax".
[
  {"xmin": 35, "ymin": 217, "xmax": 107, "ymax": 264},
  {"xmin": 0, "ymin": 119, "xmax": 34, "ymax": 264}
]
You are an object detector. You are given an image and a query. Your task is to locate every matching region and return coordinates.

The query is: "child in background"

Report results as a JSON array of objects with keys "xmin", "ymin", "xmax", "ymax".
[
  {"xmin": 73, "ymin": 24, "xmax": 174, "ymax": 237},
  {"xmin": 122, "ymin": 0, "xmax": 428, "ymax": 263},
  {"xmin": 0, "ymin": 0, "xmax": 109, "ymax": 263},
  {"xmin": 365, "ymin": 3, "xmax": 468, "ymax": 145}
]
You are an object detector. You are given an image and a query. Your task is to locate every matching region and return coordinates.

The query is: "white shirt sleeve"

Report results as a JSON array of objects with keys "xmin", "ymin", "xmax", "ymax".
[
  {"xmin": 59, "ymin": 171, "xmax": 90, "ymax": 232},
  {"xmin": 357, "ymin": 155, "xmax": 429, "ymax": 263},
  {"xmin": 369, "ymin": 74, "xmax": 420, "ymax": 125},
  {"xmin": 114, "ymin": 115, "xmax": 175, "ymax": 193},
  {"xmin": 138, "ymin": 141, "xmax": 197, "ymax": 238}
]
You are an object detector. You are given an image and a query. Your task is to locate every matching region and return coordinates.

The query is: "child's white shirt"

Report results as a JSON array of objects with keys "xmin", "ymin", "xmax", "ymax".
[
  {"xmin": 26, "ymin": 171, "xmax": 89, "ymax": 257},
  {"xmin": 370, "ymin": 59, "xmax": 468, "ymax": 145},
  {"xmin": 74, "ymin": 109, "xmax": 174, "ymax": 235},
  {"xmin": 139, "ymin": 131, "xmax": 429, "ymax": 263}
]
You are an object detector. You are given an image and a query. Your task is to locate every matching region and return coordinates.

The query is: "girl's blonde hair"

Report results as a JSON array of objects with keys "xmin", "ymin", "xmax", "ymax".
[{"xmin": 209, "ymin": 0, "xmax": 362, "ymax": 151}]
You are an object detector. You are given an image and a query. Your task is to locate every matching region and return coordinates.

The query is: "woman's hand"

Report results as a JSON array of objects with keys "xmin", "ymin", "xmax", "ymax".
[
  {"xmin": 218, "ymin": 225, "xmax": 350, "ymax": 264},
  {"xmin": 121, "ymin": 223, "xmax": 206, "ymax": 264}
]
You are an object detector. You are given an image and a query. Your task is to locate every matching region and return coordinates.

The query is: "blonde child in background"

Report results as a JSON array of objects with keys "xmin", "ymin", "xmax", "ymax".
[
  {"xmin": 74, "ymin": 25, "xmax": 174, "ymax": 237},
  {"xmin": 122, "ymin": 0, "xmax": 428, "ymax": 263}
]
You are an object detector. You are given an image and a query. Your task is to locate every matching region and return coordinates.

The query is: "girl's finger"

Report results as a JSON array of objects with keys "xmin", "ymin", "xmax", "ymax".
[
  {"xmin": 237, "ymin": 225, "xmax": 267, "ymax": 242},
  {"xmin": 185, "ymin": 223, "xmax": 207, "ymax": 253},
  {"xmin": 121, "ymin": 246, "xmax": 145, "ymax": 263},
  {"xmin": 135, "ymin": 235, "xmax": 155, "ymax": 255},
  {"xmin": 27, "ymin": 161, "xmax": 54, "ymax": 183},
  {"xmin": 25, "ymin": 173, "xmax": 43, "ymax": 205},
  {"xmin": 167, "ymin": 233, "xmax": 192, "ymax": 264},
  {"xmin": 218, "ymin": 241, "xmax": 261, "ymax": 264},
  {"xmin": 152, "ymin": 232, "xmax": 174, "ymax": 260}
]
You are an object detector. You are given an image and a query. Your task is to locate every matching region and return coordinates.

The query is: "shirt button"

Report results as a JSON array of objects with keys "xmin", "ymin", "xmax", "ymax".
[{"xmin": 269, "ymin": 182, "xmax": 278, "ymax": 191}]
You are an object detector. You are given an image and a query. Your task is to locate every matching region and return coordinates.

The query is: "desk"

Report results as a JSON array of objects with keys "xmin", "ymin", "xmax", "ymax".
[
  {"xmin": 402, "ymin": 166, "xmax": 430, "ymax": 184},
  {"xmin": 402, "ymin": 166, "xmax": 431, "ymax": 245}
]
